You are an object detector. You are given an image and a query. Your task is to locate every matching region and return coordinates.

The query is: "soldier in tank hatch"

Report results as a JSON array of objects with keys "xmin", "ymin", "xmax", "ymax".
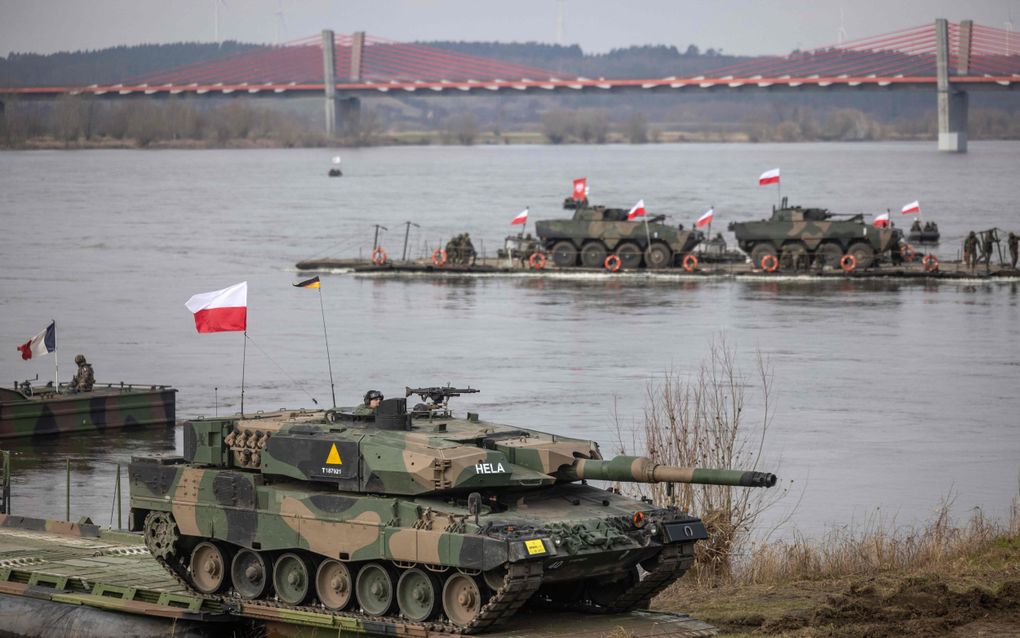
[
  {"xmin": 71, "ymin": 354, "xmax": 94, "ymax": 392},
  {"xmin": 1009, "ymin": 232, "xmax": 1019, "ymax": 270},
  {"xmin": 354, "ymin": 390, "xmax": 383, "ymax": 415},
  {"xmin": 964, "ymin": 231, "xmax": 978, "ymax": 270}
]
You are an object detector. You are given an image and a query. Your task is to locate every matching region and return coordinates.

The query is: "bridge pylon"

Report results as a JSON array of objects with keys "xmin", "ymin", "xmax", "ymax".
[{"xmin": 936, "ymin": 18, "xmax": 971, "ymax": 153}]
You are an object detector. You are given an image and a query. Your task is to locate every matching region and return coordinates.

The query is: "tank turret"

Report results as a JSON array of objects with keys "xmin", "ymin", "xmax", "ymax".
[{"xmin": 130, "ymin": 388, "xmax": 776, "ymax": 632}]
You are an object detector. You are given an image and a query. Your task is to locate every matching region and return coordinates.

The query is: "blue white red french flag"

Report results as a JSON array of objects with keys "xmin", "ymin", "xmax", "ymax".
[
  {"xmin": 17, "ymin": 321, "xmax": 56, "ymax": 360},
  {"xmin": 185, "ymin": 282, "xmax": 248, "ymax": 333}
]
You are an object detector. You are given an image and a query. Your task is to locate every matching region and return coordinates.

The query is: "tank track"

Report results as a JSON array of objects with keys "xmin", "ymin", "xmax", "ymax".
[
  {"xmin": 539, "ymin": 542, "xmax": 695, "ymax": 614},
  {"xmin": 151, "ymin": 543, "xmax": 543, "ymax": 635}
]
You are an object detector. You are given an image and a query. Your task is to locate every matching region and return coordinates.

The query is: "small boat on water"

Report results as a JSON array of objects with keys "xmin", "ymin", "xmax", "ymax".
[
  {"xmin": 0, "ymin": 380, "xmax": 176, "ymax": 439},
  {"xmin": 908, "ymin": 221, "xmax": 941, "ymax": 244}
]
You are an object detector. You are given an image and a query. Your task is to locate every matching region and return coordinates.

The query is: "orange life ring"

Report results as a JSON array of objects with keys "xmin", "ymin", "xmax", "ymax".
[
  {"xmin": 371, "ymin": 246, "xmax": 387, "ymax": 265},
  {"xmin": 528, "ymin": 252, "xmax": 547, "ymax": 270},
  {"xmin": 604, "ymin": 254, "xmax": 622, "ymax": 272},
  {"xmin": 900, "ymin": 243, "xmax": 916, "ymax": 262},
  {"xmin": 432, "ymin": 248, "xmax": 447, "ymax": 267},
  {"xmin": 922, "ymin": 254, "xmax": 939, "ymax": 272},
  {"xmin": 682, "ymin": 254, "xmax": 699, "ymax": 272},
  {"xmin": 760, "ymin": 254, "xmax": 779, "ymax": 273},
  {"xmin": 840, "ymin": 254, "xmax": 857, "ymax": 272},
  {"xmin": 632, "ymin": 511, "xmax": 646, "ymax": 528}
]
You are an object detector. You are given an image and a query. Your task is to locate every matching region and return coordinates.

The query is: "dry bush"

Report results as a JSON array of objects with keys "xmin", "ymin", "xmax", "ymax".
[{"xmin": 620, "ymin": 338, "xmax": 788, "ymax": 584}]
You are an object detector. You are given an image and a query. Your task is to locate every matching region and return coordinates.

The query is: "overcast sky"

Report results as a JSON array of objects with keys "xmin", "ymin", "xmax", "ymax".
[{"xmin": 1, "ymin": 0, "xmax": 1017, "ymax": 58}]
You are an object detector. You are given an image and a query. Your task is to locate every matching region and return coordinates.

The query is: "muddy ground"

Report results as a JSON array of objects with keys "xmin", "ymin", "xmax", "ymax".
[{"xmin": 654, "ymin": 537, "xmax": 1020, "ymax": 637}]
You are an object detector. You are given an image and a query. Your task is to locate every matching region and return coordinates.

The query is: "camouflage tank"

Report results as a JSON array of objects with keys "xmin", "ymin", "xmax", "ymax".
[
  {"xmin": 129, "ymin": 386, "xmax": 775, "ymax": 633},
  {"xmin": 728, "ymin": 198, "xmax": 904, "ymax": 270},
  {"xmin": 535, "ymin": 205, "xmax": 704, "ymax": 269}
]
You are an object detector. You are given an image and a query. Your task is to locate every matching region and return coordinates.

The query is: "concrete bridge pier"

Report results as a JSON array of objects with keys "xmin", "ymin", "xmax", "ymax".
[
  {"xmin": 936, "ymin": 18, "xmax": 972, "ymax": 153},
  {"xmin": 322, "ymin": 30, "xmax": 365, "ymax": 137}
]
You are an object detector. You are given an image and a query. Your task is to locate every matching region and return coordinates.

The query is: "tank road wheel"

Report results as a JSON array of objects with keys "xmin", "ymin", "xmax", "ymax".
[
  {"xmin": 848, "ymin": 243, "xmax": 876, "ymax": 269},
  {"xmin": 644, "ymin": 242, "xmax": 672, "ymax": 269},
  {"xmin": 142, "ymin": 511, "xmax": 179, "ymax": 559},
  {"xmin": 231, "ymin": 549, "xmax": 270, "ymax": 600},
  {"xmin": 397, "ymin": 567, "xmax": 441, "ymax": 622},
  {"xmin": 356, "ymin": 562, "xmax": 396, "ymax": 616},
  {"xmin": 615, "ymin": 242, "xmax": 643, "ymax": 269},
  {"xmin": 190, "ymin": 542, "xmax": 230, "ymax": 594},
  {"xmin": 316, "ymin": 559, "xmax": 354, "ymax": 611},
  {"xmin": 580, "ymin": 241, "xmax": 608, "ymax": 268},
  {"xmin": 816, "ymin": 242, "xmax": 844, "ymax": 269},
  {"xmin": 442, "ymin": 572, "xmax": 483, "ymax": 627},
  {"xmin": 550, "ymin": 241, "xmax": 578, "ymax": 268},
  {"xmin": 273, "ymin": 552, "xmax": 313, "ymax": 605},
  {"xmin": 750, "ymin": 244, "xmax": 777, "ymax": 270},
  {"xmin": 586, "ymin": 567, "xmax": 639, "ymax": 608}
]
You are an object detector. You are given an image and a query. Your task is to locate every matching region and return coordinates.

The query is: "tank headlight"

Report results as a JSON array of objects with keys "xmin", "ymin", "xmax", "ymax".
[
  {"xmin": 649, "ymin": 524, "xmax": 659, "ymax": 537},
  {"xmin": 553, "ymin": 536, "xmax": 562, "ymax": 546}
]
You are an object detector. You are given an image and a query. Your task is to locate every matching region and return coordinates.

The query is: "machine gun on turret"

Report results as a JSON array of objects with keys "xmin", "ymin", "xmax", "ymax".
[{"xmin": 405, "ymin": 385, "xmax": 479, "ymax": 417}]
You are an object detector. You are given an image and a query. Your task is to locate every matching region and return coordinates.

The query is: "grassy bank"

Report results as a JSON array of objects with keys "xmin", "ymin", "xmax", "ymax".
[{"xmin": 654, "ymin": 502, "xmax": 1020, "ymax": 636}]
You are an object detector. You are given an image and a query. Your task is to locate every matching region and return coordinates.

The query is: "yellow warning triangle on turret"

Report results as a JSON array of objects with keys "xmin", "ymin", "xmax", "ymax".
[{"xmin": 326, "ymin": 443, "xmax": 343, "ymax": 465}]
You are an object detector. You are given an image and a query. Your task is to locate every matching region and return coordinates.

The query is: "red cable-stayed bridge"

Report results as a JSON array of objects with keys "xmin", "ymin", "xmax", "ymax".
[{"xmin": 3, "ymin": 19, "xmax": 1018, "ymax": 150}]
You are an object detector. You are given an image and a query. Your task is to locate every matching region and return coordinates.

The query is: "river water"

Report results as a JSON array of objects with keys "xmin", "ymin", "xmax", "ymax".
[{"xmin": 1, "ymin": 142, "xmax": 1018, "ymax": 538}]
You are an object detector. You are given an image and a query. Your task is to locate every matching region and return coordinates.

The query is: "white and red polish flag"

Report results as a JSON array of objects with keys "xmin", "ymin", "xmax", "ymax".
[
  {"xmin": 695, "ymin": 208, "xmax": 715, "ymax": 228},
  {"xmin": 758, "ymin": 168, "xmax": 780, "ymax": 186},
  {"xmin": 572, "ymin": 178, "xmax": 587, "ymax": 200},
  {"xmin": 873, "ymin": 212, "xmax": 890, "ymax": 228},
  {"xmin": 626, "ymin": 199, "xmax": 646, "ymax": 221},
  {"xmin": 901, "ymin": 200, "xmax": 921, "ymax": 215},
  {"xmin": 185, "ymin": 282, "xmax": 248, "ymax": 333},
  {"xmin": 511, "ymin": 208, "xmax": 529, "ymax": 225}
]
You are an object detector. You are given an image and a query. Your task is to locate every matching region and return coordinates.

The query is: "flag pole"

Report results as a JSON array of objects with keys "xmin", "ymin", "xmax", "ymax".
[
  {"xmin": 777, "ymin": 181, "xmax": 782, "ymax": 208},
  {"xmin": 317, "ymin": 286, "xmax": 337, "ymax": 408},
  {"xmin": 240, "ymin": 331, "xmax": 247, "ymax": 416},
  {"xmin": 53, "ymin": 320, "xmax": 58, "ymax": 390}
]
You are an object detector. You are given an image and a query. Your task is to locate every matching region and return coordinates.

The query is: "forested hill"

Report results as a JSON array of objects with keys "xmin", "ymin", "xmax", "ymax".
[
  {"xmin": 0, "ymin": 42, "xmax": 257, "ymax": 86},
  {"xmin": 1, "ymin": 40, "xmax": 745, "ymax": 87}
]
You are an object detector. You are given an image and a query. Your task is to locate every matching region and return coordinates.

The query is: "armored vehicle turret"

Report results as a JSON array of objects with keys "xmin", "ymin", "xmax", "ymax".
[
  {"xmin": 130, "ymin": 386, "xmax": 774, "ymax": 633},
  {"xmin": 535, "ymin": 205, "xmax": 704, "ymax": 269},
  {"xmin": 728, "ymin": 198, "xmax": 904, "ymax": 270}
]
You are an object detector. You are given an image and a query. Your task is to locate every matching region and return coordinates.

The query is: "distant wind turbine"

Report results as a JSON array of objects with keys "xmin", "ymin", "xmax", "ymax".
[
  {"xmin": 837, "ymin": 8, "xmax": 847, "ymax": 45},
  {"xmin": 274, "ymin": 0, "xmax": 287, "ymax": 45},
  {"xmin": 556, "ymin": 0, "xmax": 565, "ymax": 46},
  {"xmin": 1006, "ymin": 8, "xmax": 1014, "ymax": 57},
  {"xmin": 214, "ymin": 0, "xmax": 227, "ymax": 45}
]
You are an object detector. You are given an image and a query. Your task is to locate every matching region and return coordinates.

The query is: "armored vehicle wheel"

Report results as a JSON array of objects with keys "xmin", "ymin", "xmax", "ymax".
[
  {"xmin": 780, "ymin": 242, "xmax": 808, "ymax": 271},
  {"xmin": 615, "ymin": 242, "xmax": 642, "ymax": 269},
  {"xmin": 397, "ymin": 567, "xmax": 441, "ymax": 622},
  {"xmin": 750, "ymin": 244, "xmax": 777, "ymax": 270},
  {"xmin": 190, "ymin": 542, "xmax": 230, "ymax": 594},
  {"xmin": 848, "ymin": 242, "xmax": 876, "ymax": 269},
  {"xmin": 442, "ymin": 572, "xmax": 483, "ymax": 627},
  {"xmin": 551, "ymin": 241, "xmax": 578, "ymax": 268},
  {"xmin": 356, "ymin": 562, "xmax": 396, "ymax": 616},
  {"xmin": 586, "ymin": 567, "xmax": 638, "ymax": 608},
  {"xmin": 142, "ymin": 511, "xmax": 179, "ymax": 559},
  {"xmin": 231, "ymin": 549, "xmax": 270, "ymax": 600},
  {"xmin": 316, "ymin": 559, "xmax": 354, "ymax": 610},
  {"xmin": 273, "ymin": 552, "xmax": 313, "ymax": 605},
  {"xmin": 816, "ymin": 242, "xmax": 843, "ymax": 269},
  {"xmin": 645, "ymin": 242, "xmax": 672, "ymax": 269},
  {"xmin": 580, "ymin": 242, "xmax": 608, "ymax": 268}
]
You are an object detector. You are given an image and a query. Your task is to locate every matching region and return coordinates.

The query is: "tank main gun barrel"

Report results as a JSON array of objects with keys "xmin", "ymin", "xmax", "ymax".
[{"xmin": 560, "ymin": 455, "xmax": 777, "ymax": 488}]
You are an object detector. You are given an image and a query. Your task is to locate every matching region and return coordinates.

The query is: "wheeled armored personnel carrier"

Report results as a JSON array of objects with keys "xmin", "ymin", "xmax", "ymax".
[
  {"xmin": 729, "ymin": 198, "xmax": 905, "ymax": 270},
  {"xmin": 535, "ymin": 205, "xmax": 704, "ymax": 269},
  {"xmin": 130, "ymin": 386, "xmax": 775, "ymax": 633}
]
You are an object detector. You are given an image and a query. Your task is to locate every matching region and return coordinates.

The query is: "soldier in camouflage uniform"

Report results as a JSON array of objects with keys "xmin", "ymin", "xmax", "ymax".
[
  {"xmin": 353, "ymin": 390, "xmax": 383, "ymax": 415},
  {"xmin": 981, "ymin": 231, "xmax": 994, "ymax": 271},
  {"xmin": 964, "ymin": 231, "xmax": 978, "ymax": 270},
  {"xmin": 71, "ymin": 354, "xmax": 95, "ymax": 392},
  {"xmin": 1009, "ymin": 232, "xmax": 1018, "ymax": 270}
]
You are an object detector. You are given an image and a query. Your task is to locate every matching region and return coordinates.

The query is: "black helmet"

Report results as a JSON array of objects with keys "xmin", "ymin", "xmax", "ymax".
[
  {"xmin": 363, "ymin": 390, "xmax": 383, "ymax": 405},
  {"xmin": 74, "ymin": 354, "xmax": 86, "ymax": 365}
]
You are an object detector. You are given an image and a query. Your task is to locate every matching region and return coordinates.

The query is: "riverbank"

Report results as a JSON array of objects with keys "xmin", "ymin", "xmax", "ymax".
[{"xmin": 654, "ymin": 502, "xmax": 1020, "ymax": 637}]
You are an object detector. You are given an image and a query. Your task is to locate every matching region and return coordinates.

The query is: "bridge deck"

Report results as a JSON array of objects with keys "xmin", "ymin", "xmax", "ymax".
[{"xmin": 0, "ymin": 515, "xmax": 716, "ymax": 637}]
